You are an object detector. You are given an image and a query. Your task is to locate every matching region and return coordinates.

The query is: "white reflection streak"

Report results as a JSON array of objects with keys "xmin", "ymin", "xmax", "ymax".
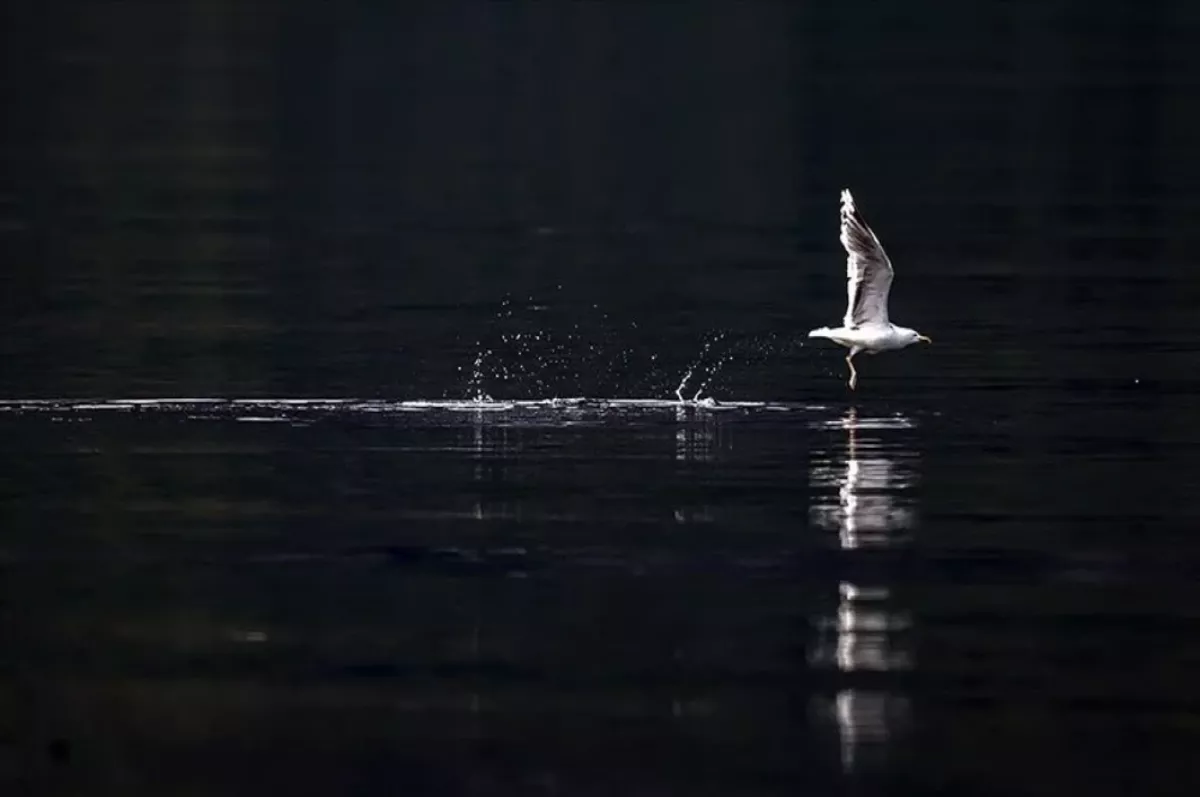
[
  {"xmin": 809, "ymin": 407, "xmax": 915, "ymax": 774},
  {"xmin": 468, "ymin": 409, "xmax": 515, "ymax": 521},
  {"xmin": 821, "ymin": 411, "xmax": 915, "ymax": 549},
  {"xmin": 673, "ymin": 405, "xmax": 719, "ymax": 463},
  {"xmin": 835, "ymin": 689, "xmax": 911, "ymax": 774},
  {"xmin": 472, "ymin": 408, "xmax": 485, "ymax": 520},
  {"xmin": 673, "ymin": 405, "xmax": 716, "ymax": 523}
]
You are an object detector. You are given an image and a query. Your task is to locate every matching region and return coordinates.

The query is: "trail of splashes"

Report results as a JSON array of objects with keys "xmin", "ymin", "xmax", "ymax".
[
  {"xmin": 675, "ymin": 330, "xmax": 798, "ymax": 402},
  {"xmin": 691, "ymin": 346, "xmax": 739, "ymax": 401},
  {"xmin": 676, "ymin": 331, "xmax": 727, "ymax": 402},
  {"xmin": 460, "ymin": 295, "xmax": 802, "ymax": 402},
  {"xmin": 459, "ymin": 295, "xmax": 651, "ymax": 400},
  {"xmin": 463, "ymin": 344, "xmax": 494, "ymax": 402}
]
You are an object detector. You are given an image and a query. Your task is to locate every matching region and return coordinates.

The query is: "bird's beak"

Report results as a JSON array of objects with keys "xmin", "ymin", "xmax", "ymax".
[{"xmin": 917, "ymin": 335, "xmax": 932, "ymax": 344}]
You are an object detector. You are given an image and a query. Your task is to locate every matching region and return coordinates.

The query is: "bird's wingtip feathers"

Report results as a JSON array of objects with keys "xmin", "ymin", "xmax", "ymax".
[{"xmin": 840, "ymin": 188, "xmax": 854, "ymax": 208}]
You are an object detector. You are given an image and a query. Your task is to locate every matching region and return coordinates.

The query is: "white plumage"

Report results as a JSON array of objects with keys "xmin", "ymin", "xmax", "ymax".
[{"xmin": 808, "ymin": 189, "xmax": 931, "ymax": 390}]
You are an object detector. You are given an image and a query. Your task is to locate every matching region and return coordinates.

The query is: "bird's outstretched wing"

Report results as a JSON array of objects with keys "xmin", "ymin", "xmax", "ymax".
[{"xmin": 840, "ymin": 189, "xmax": 894, "ymax": 328}]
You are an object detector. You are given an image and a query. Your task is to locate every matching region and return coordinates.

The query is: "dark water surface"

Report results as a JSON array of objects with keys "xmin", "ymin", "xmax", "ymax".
[
  {"xmin": 2, "ymin": 322, "xmax": 1199, "ymax": 796},
  {"xmin": 5, "ymin": 2, "xmax": 1200, "ymax": 793}
]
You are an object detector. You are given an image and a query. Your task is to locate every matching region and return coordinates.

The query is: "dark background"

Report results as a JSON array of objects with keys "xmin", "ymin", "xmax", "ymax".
[
  {"xmin": 3, "ymin": 0, "xmax": 1198, "ymax": 399},
  {"xmin": 4, "ymin": 2, "xmax": 1200, "ymax": 795}
]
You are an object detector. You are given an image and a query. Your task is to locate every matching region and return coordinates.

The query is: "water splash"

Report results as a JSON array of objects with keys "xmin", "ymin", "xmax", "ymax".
[
  {"xmin": 0, "ymin": 397, "xmax": 806, "ymax": 421},
  {"xmin": 460, "ymin": 297, "xmax": 800, "ymax": 403},
  {"xmin": 675, "ymin": 331, "xmax": 727, "ymax": 402},
  {"xmin": 462, "ymin": 344, "xmax": 494, "ymax": 402},
  {"xmin": 460, "ymin": 295, "xmax": 655, "ymax": 400},
  {"xmin": 675, "ymin": 330, "xmax": 794, "ymax": 402}
]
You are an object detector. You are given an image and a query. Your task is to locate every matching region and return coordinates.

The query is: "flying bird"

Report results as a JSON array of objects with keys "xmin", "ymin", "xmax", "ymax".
[{"xmin": 808, "ymin": 189, "xmax": 931, "ymax": 389}]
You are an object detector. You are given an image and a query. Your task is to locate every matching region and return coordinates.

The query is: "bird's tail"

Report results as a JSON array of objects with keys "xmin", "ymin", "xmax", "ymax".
[{"xmin": 807, "ymin": 327, "xmax": 834, "ymax": 340}]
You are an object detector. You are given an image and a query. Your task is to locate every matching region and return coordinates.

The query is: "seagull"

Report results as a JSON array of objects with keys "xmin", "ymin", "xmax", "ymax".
[{"xmin": 808, "ymin": 189, "xmax": 931, "ymax": 390}]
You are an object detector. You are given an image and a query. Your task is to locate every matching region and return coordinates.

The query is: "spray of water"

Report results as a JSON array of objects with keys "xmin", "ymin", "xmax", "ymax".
[
  {"xmin": 461, "ymin": 297, "xmax": 800, "ymax": 402},
  {"xmin": 675, "ymin": 331, "xmax": 726, "ymax": 402},
  {"xmin": 464, "ymin": 346, "xmax": 493, "ymax": 402},
  {"xmin": 458, "ymin": 295, "xmax": 646, "ymax": 400},
  {"xmin": 674, "ymin": 330, "xmax": 797, "ymax": 402}
]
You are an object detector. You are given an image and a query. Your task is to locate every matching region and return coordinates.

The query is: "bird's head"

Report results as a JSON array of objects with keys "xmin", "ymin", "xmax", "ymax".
[{"xmin": 900, "ymin": 328, "xmax": 932, "ymax": 346}]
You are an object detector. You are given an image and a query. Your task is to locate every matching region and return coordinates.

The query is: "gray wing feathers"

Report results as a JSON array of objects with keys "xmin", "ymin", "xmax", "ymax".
[{"xmin": 840, "ymin": 189, "xmax": 894, "ymax": 328}]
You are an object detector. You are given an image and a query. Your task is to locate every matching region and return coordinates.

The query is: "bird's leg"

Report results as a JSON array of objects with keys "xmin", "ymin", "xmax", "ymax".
[{"xmin": 846, "ymin": 349, "xmax": 859, "ymax": 390}]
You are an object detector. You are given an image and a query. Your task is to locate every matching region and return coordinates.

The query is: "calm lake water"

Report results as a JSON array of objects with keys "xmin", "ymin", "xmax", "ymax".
[
  {"xmin": 5, "ymin": 1, "xmax": 1200, "ymax": 791},
  {"xmin": 2, "ymin": 264, "xmax": 1199, "ymax": 795}
]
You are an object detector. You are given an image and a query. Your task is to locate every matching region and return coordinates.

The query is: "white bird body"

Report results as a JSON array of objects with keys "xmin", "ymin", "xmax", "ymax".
[
  {"xmin": 808, "ymin": 323, "xmax": 915, "ymax": 352},
  {"xmin": 808, "ymin": 189, "xmax": 930, "ymax": 389}
]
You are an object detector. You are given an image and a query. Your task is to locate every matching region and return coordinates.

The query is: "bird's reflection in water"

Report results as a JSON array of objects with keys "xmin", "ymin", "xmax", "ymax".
[{"xmin": 808, "ymin": 407, "xmax": 916, "ymax": 775}]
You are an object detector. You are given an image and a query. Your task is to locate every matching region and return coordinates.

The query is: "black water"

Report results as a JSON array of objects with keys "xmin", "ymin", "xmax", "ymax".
[
  {"xmin": 2, "ymin": 290, "xmax": 1200, "ymax": 795},
  {"xmin": 6, "ymin": 1, "xmax": 1200, "ymax": 794}
]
